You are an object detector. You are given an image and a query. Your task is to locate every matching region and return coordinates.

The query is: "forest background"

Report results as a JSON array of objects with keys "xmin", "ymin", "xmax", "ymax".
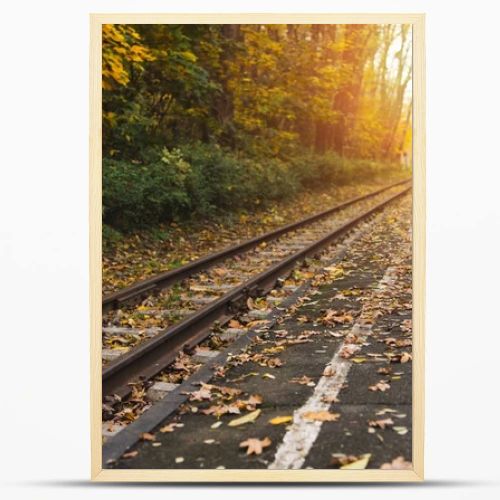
[{"xmin": 102, "ymin": 23, "xmax": 412, "ymax": 237}]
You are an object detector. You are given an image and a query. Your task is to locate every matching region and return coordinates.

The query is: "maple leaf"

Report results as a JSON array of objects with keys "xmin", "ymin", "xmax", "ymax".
[
  {"xmin": 237, "ymin": 394, "xmax": 263, "ymax": 410},
  {"xmin": 188, "ymin": 387, "xmax": 212, "ymax": 402},
  {"xmin": 239, "ymin": 437, "xmax": 272, "ymax": 455},
  {"xmin": 380, "ymin": 456, "xmax": 412, "ymax": 470},
  {"xmin": 140, "ymin": 432, "xmax": 155, "ymax": 441}
]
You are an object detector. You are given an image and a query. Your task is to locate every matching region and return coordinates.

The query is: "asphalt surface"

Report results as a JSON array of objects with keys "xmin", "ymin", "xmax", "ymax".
[{"xmin": 110, "ymin": 195, "xmax": 413, "ymax": 470}]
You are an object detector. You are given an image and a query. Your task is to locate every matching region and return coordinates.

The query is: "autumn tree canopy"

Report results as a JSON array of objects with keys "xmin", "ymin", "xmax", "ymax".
[{"xmin": 102, "ymin": 24, "xmax": 412, "ymax": 230}]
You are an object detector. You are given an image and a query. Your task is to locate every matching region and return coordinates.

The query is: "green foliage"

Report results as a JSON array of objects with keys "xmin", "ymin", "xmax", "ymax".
[
  {"xmin": 103, "ymin": 148, "xmax": 192, "ymax": 229},
  {"xmin": 103, "ymin": 145, "xmax": 402, "ymax": 232}
]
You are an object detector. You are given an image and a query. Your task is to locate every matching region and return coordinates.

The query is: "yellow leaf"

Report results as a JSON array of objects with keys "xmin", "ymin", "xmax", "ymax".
[
  {"xmin": 269, "ymin": 416, "xmax": 293, "ymax": 425},
  {"xmin": 181, "ymin": 50, "xmax": 198, "ymax": 62},
  {"xmin": 323, "ymin": 265, "xmax": 344, "ymax": 280},
  {"xmin": 352, "ymin": 357, "xmax": 366, "ymax": 364},
  {"xmin": 340, "ymin": 453, "xmax": 371, "ymax": 469},
  {"xmin": 228, "ymin": 409, "xmax": 261, "ymax": 427},
  {"xmin": 303, "ymin": 411, "xmax": 340, "ymax": 422}
]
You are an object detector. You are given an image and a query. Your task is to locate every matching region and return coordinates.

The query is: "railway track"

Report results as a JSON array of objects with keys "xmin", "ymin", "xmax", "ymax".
[{"xmin": 102, "ymin": 180, "xmax": 411, "ymax": 406}]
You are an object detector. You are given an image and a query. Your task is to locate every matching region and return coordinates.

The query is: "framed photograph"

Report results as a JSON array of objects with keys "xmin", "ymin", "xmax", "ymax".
[{"xmin": 90, "ymin": 13, "xmax": 425, "ymax": 482}]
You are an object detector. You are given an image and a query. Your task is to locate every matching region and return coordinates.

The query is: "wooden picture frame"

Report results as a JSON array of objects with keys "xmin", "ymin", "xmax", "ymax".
[{"xmin": 90, "ymin": 12, "xmax": 425, "ymax": 482}]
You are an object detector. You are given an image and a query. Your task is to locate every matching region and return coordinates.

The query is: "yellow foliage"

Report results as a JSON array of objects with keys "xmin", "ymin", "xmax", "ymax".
[{"xmin": 102, "ymin": 24, "xmax": 154, "ymax": 90}]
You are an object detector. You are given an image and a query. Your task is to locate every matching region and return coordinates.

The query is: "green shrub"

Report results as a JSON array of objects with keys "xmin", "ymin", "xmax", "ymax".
[
  {"xmin": 103, "ymin": 148, "xmax": 192, "ymax": 229},
  {"xmin": 103, "ymin": 143, "xmax": 404, "ymax": 232}
]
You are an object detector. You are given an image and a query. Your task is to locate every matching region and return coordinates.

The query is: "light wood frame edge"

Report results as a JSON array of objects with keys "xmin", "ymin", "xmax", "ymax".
[{"xmin": 89, "ymin": 12, "xmax": 425, "ymax": 483}]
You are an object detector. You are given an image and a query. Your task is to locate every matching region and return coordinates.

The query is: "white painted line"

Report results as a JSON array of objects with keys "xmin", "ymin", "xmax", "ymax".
[{"xmin": 268, "ymin": 266, "xmax": 397, "ymax": 470}]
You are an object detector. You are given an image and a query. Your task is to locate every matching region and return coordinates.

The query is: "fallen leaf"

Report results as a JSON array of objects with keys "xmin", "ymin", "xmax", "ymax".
[
  {"xmin": 290, "ymin": 375, "xmax": 314, "ymax": 385},
  {"xmin": 269, "ymin": 416, "xmax": 293, "ymax": 425},
  {"xmin": 380, "ymin": 456, "xmax": 412, "ymax": 469},
  {"xmin": 212, "ymin": 267, "xmax": 228, "ymax": 277},
  {"xmin": 202, "ymin": 404, "xmax": 241, "ymax": 417},
  {"xmin": 323, "ymin": 365, "xmax": 336, "ymax": 377},
  {"xmin": 303, "ymin": 411, "xmax": 340, "ymax": 422},
  {"xmin": 393, "ymin": 426, "xmax": 409, "ymax": 435},
  {"xmin": 375, "ymin": 408, "xmax": 397, "ymax": 415},
  {"xmin": 211, "ymin": 421, "xmax": 223, "ymax": 429},
  {"xmin": 321, "ymin": 395, "xmax": 339, "ymax": 404},
  {"xmin": 369, "ymin": 380, "xmax": 391, "ymax": 392},
  {"xmin": 400, "ymin": 352, "xmax": 412, "ymax": 363},
  {"xmin": 140, "ymin": 432, "xmax": 156, "ymax": 441},
  {"xmin": 352, "ymin": 357, "xmax": 366, "ymax": 364},
  {"xmin": 228, "ymin": 409, "xmax": 261, "ymax": 427},
  {"xmin": 175, "ymin": 457, "xmax": 184, "ymax": 464},
  {"xmin": 324, "ymin": 266, "xmax": 344, "ymax": 279},
  {"xmin": 160, "ymin": 423, "xmax": 182, "ymax": 433},
  {"xmin": 188, "ymin": 387, "xmax": 212, "ymax": 402},
  {"xmin": 262, "ymin": 346, "xmax": 285, "ymax": 355},
  {"xmin": 235, "ymin": 395, "xmax": 263, "ymax": 411},
  {"xmin": 122, "ymin": 450, "xmax": 138, "ymax": 459},
  {"xmin": 246, "ymin": 319, "xmax": 271, "ymax": 329},
  {"xmin": 340, "ymin": 344, "xmax": 360, "ymax": 359},
  {"xmin": 340, "ymin": 453, "xmax": 371, "ymax": 469},
  {"xmin": 331, "ymin": 453, "xmax": 360, "ymax": 467},
  {"xmin": 239, "ymin": 437, "xmax": 272, "ymax": 455},
  {"xmin": 368, "ymin": 418, "xmax": 394, "ymax": 429},
  {"xmin": 212, "ymin": 384, "xmax": 242, "ymax": 397}
]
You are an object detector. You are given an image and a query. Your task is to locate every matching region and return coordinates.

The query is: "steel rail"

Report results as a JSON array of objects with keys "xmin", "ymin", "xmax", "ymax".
[
  {"xmin": 103, "ymin": 185, "xmax": 411, "ymax": 398},
  {"xmin": 102, "ymin": 178, "xmax": 410, "ymax": 313}
]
